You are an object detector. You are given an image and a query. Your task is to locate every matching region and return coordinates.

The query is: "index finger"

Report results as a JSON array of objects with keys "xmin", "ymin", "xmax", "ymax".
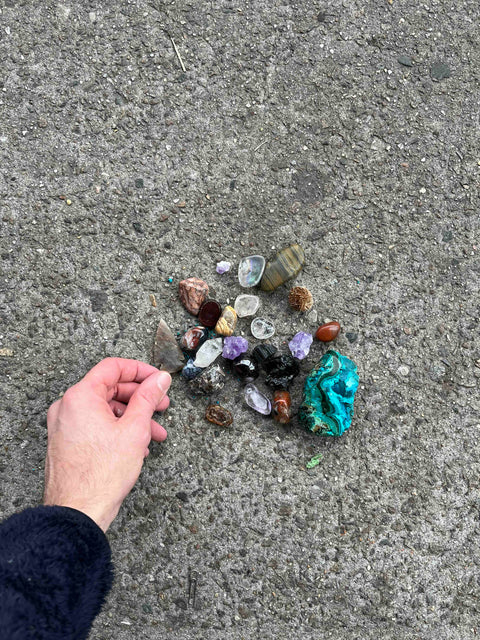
[{"xmin": 82, "ymin": 358, "xmax": 161, "ymax": 394}]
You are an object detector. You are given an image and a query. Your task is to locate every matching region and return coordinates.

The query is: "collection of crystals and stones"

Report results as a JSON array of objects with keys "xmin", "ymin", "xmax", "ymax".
[{"xmin": 152, "ymin": 244, "xmax": 359, "ymax": 437}]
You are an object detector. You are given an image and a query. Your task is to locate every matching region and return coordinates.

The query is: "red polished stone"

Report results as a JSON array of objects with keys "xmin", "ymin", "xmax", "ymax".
[
  {"xmin": 198, "ymin": 300, "xmax": 222, "ymax": 327},
  {"xmin": 272, "ymin": 390, "xmax": 292, "ymax": 424},
  {"xmin": 315, "ymin": 321, "xmax": 341, "ymax": 342}
]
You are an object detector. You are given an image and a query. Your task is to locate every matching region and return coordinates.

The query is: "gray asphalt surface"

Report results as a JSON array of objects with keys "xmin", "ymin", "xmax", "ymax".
[{"xmin": 1, "ymin": 1, "xmax": 479, "ymax": 638}]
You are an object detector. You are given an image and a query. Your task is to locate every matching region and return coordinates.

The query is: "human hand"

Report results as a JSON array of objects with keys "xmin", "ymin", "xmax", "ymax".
[{"xmin": 43, "ymin": 358, "xmax": 172, "ymax": 532}]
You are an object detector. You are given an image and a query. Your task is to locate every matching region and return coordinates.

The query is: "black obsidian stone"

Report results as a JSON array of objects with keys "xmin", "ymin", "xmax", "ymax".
[
  {"xmin": 232, "ymin": 356, "xmax": 259, "ymax": 381},
  {"xmin": 263, "ymin": 354, "xmax": 300, "ymax": 390},
  {"xmin": 252, "ymin": 344, "xmax": 277, "ymax": 367}
]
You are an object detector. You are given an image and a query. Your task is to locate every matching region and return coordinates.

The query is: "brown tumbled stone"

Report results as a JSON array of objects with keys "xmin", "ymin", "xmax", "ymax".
[
  {"xmin": 179, "ymin": 277, "xmax": 209, "ymax": 315},
  {"xmin": 315, "ymin": 321, "xmax": 341, "ymax": 342},
  {"xmin": 272, "ymin": 390, "xmax": 292, "ymax": 424},
  {"xmin": 205, "ymin": 404, "xmax": 233, "ymax": 427}
]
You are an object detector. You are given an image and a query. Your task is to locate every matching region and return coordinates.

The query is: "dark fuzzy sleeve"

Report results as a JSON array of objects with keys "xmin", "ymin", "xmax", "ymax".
[{"xmin": 0, "ymin": 506, "xmax": 113, "ymax": 640}]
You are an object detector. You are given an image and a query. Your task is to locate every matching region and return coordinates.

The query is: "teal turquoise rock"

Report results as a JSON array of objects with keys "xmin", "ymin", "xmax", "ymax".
[{"xmin": 299, "ymin": 350, "xmax": 359, "ymax": 436}]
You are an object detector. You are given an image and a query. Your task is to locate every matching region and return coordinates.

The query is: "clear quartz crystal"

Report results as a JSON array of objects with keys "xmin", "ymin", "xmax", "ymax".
[
  {"xmin": 193, "ymin": 338, "xmax": 223, "ymax": 368},
  {"xmin": 238, "ymin": 255, "xmax": 266, "ymax": 287},
  {"xmin": 234, "ymin": 294, "xmax": 260, "ymax": 317},
  {"xmin": 244, "ymin": 383, "xmax": 272, "ymax": 415},
  {"xmin": 251, "ymin": 317, "xmax": 275, "ymax": 340}
]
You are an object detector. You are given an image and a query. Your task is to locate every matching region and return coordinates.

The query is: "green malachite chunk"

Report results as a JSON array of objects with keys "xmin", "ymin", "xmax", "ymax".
[
  {"xmin": 260, "ymin": 244, "xmax": 305, "ymax": 292},
  {"xmin": 299, "ymin": 350, "xmax": 359, "ymax": 437}
]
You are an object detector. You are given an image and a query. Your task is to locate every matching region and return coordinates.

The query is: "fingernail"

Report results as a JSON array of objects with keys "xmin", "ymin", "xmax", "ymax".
[{"xmin": 157, "ymin": 371, "xmax": 172, "ymax": 391}]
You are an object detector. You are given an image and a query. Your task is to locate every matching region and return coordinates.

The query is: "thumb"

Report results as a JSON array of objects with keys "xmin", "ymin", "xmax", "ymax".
[{"xmin": 122, "ymin": 371, "xmax": 172, "ymax": 423}]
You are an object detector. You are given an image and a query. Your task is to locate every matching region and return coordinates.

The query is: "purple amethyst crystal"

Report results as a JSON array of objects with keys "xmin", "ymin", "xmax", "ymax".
[
  {"xmin": 222, "ymin": 336, "xmax": 249, "ymax": 360},
  {"xmin": 288, "ymin": 331, "xmax": 313, "ymax": 360},
  {"xmin": 216, "ymin": 261, "xmax": 231, "ymax": 274}
]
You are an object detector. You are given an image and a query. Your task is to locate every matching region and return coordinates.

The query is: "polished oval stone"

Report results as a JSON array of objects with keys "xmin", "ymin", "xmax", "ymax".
[
  {"xmin": 198, "ymin": 299, "xmax": 222, "ymax": 327},
  {"xmin": 315, "ymin": 321, "xmax": 341, "ymax": 342},
  {"xmin": 238, "ymin": 255, "xmax": 266, "ymax": 287},
  {"xmin": 260, "ymin": 244, "xmax": 305, "ymax": 292},
  {"xmin": 244, "ymin": 383, "xmax": 271, "ymax": 415},
  {"xmin": 232, "ymin": 355, "xmax": 259, "ymax": 381},
  {"xmin": 251, "ymin": 317, "xmax": 275, "ymax": 340},
  {"xmin": 205, "ymin": 404, "xmax": 233, "ymax": 427},
  {"xmin": 180, "ymin": 326, "xmax": 209, "ymax": 351},
  {"xmin": 298, "ymin": 350, "xmax": 359, "ymax": 436},
  {"xmin": 234, "ymin": 294, "xmax": 260, "ymax": 318},
  {"xmin": 272, "ymin": 390, "xmax": 292, "ymax": 424},
  {"xmin": 179, "ymin": 277, "xmax": 209, "ymax": 315},
  {"xmin": 153, "ymin": 318, "xmax": 185, "ymax": 373},
  {"xmin": 215, "ymin": 306, "xmax": 237, "ymax": 336}
]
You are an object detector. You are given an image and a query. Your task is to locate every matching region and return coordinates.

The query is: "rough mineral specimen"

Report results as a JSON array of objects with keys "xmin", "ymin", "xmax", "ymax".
[
  {"xmin": 234, "ymin": 294, "xmax": 260, "ymax": 318},
  {"xmin": 272, "ymin": 390, "xmax": 292, "ymax": 424},
  {"xmin": 298, "ymin": 350, "xmax": 359, "ymax": 436},
  {"xmin": 198, "ymin": 299, "xmax": 222, "ymax": 327},
  {"xmin": 252, "ymin": 343, "xmax": 277, "ymax": 367},
  {"xmin": 260, "ymin": 244, "xmax": 305, "ymax": 292},
  {"xmin": 232, "ymin": 355, "xmax": 259, "ymax": 381},
  {"xmin": 180, "ymin": 326, "xmax": 209, "ymax": 351},
  {"xmin": 222, "ymin": 336, "xmax": 249, "ymax": 360},
  {"xmin": 264, "ymin": 354, "xmax": 300, "ymax": 389},
  {"xmin": 315, "ymin": 321, "xmax": 341, "ymax": 342},
  {"xmin": 153, "ymin": 319, "xmax": 185, "ymax": 373},
  {"xmin": 215, "ymin": 306, "xmax": 237, "ymax": 336},
  {"xmin": 205, "ymin": 404, "xmax": 233, "ymax": 427},
  {"xmin": 178, "ymin": 277, "xmax": 209, "ymax": 315},
  {"xmin": 288, "ymin": 286, "xmax": 313, "ymax": 312},
  {"xmin": 216, "ymin": 261, "xmax": 231, "ymax": 274},
  {"xmin": 244, "ymin": 383, "xmax": 271, "ymax": 415},
  {"xmin": 181, "ymin": 358, "xmax": 204, "ymax": 380},
  {"xmin": 251, "ymin": 317, "xmax": 275, "ymax": 340},
  {"xmin": 190, "ymin": 364, "xmax": 225, "ymax": 395},
  {"xmin": 288, "ymin": 332, "xmax": 313, "ymax": 360},
  {"xmin": 193, "ymin": 337, "xmax": 223, "ymax": 368},
  {"xmin": 238, "ymin": 255, "xmax": 266, "ymax": 287}
]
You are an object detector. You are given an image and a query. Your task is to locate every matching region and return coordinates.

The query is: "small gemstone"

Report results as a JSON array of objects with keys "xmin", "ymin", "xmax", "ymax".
[
  {"xmin": 205, "ymin": 404, "xmax": 233, "ymax": 427},
  {"xmin": 215, "ymin": 306, "xmax": 237, "ymax": 336},
  {"xmin": 244, "ymin": 383, "xmax": 271, "ymax": 415},
  {"xmin": 288, "ymin": 332, "xmax": 313, "ymax": 359},
  {"xmin": 272, "ymin": 390, "xmax": 292, "ymax": 424},
  {"xmin": 178, "ymin": 277, "xmax": 209, "ymax": 315},
  {"xmin": 232, "ymin": 356, "xmax": 259, "ymax": 381},
  {"xmin": 181, "ymin": 358, "xmax": 204, "ymax": 380},
  {"xmin": 193, "ymin": 338, "xmax": 223, "ymax": 368},
  {"xmin": 234, "ymin": 294, "xmax": 260, "ymax": 318},
  {"xmin": 222, "ymin": 336, "xmax": 249, "ymax": 360},
  {"xmin": 251, "ymin": 317, "xmax": 275, "ymax": 340},
  {"xmin": 190, "ymin": 364, "xmax": 225, "ymax": 395},
  {"xmin": 252, "ymin": 344, "xmax": 277, "ymax": 367},
  {"xmin": 216, "ymin": 261, "xmax": 231, "ymax": 274},
  {"xmin": 264, "ymin": 354, "xmax": 300, "ymax": 389},
  {"xmin": 238, "ymin": 255, "xmax": 266, "ymax": 287},
  {"xmin": 260, "ymin": 244, "xmax": 305, "ymax": 292},
  {"xmin": 198, "ymin": 300, "xmax": 222, "ymax": 327},
  {"xmin": 315, "ymin": 322, "xmax": 341, "ymax": 342},
  {"xmin": 152, "ymin": 319, "xmax": 185, "ymax": 373},
  {"xmin": 180, "ymin": 326, "xmax": 209, "ymax": 351}
]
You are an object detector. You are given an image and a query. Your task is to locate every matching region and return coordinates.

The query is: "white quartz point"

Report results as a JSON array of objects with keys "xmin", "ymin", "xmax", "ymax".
[
  {"xmin": 251, "ymin": 317, "xmax": 275, "ymax": 340},
  {"xmin": 244, "ymin": 383, "xmax": 272, "ymax": 415},
  {"xmin": 238, "ymin": 255, "xmax": 266, "ymax": 287},
  {"xmin": 193, "ymin": 338, "xmax": 223, "ymax": 368},
  {"xmin": 234, "ymin": 294, "xmax": 260, "ymax": 318}
]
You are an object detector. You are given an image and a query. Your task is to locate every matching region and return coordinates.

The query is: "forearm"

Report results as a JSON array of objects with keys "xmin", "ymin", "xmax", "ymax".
[{"xmin": 0, "ymin": 506, "xmax": 113, "ymax": 640}]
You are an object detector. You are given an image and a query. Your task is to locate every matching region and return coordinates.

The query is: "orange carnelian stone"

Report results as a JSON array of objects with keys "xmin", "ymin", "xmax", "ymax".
[{"xmin": 315, "ymin": 321, "xmax": 341, "ymax": 342}]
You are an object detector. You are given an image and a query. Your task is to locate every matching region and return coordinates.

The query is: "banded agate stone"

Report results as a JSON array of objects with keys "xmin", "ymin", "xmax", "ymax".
[{"xmin": 299, "ymin": 350, "xmax": 359, "ymax": 436}]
